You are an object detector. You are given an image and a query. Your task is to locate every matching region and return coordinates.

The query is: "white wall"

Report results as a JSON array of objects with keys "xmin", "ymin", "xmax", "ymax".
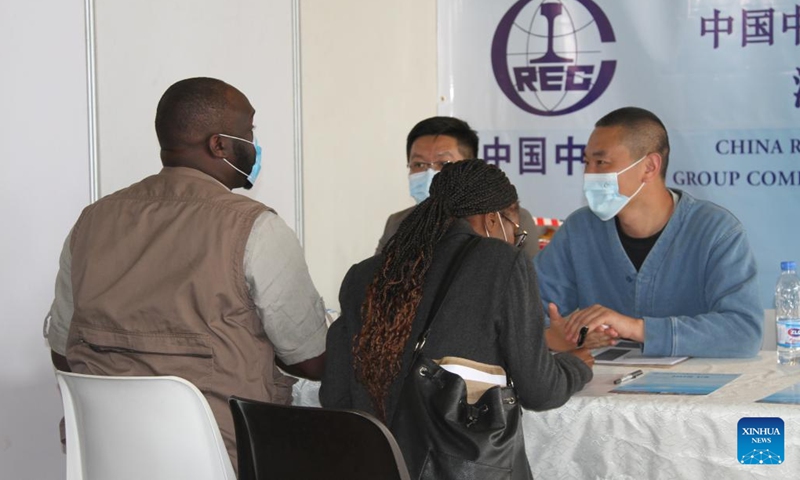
[
  {"xmin": 0, "ymin": 1, "xmax": 89, "ymax": 478},
  {"xmin": 301, "ymin": 0, "xmax": 438, "ymax": 310},
  {"xmin": 94, "ymin": 0, "xmax": 301, "ymax": 230}
]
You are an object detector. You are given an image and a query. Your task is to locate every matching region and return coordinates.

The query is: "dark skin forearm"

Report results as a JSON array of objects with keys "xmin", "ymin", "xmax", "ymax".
[{"xmin": 276, "ymin": 351, "xmax": 326, "ymax": 381}]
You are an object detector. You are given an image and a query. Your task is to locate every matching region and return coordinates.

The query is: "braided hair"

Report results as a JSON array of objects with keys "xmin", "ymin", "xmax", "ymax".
[{"xmin": 353, "ymin": 159, "xmax": 518, "ymax": 421}]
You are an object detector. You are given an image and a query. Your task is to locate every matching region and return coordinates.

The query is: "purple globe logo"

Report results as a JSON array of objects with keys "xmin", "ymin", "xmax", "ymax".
[{"xmin": 491, "ymin": 0, "xmax": 616, "ymax": 116}]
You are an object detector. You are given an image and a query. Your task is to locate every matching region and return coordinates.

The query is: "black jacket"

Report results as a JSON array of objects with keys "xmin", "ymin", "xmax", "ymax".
[{"xmin": 321, "ymin": 220, "xmax": 592, "ymax": 423}]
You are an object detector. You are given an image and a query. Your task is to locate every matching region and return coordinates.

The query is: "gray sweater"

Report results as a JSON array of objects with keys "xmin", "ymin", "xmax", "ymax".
[{"xmin": 321, "ymin": 220, "xmax": 592, "ymax": 424}]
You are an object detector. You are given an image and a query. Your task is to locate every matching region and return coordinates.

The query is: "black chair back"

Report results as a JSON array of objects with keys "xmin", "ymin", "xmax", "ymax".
[{"xmin": 229, "ymin": 396, "xmax": 411, "ymax": 480}]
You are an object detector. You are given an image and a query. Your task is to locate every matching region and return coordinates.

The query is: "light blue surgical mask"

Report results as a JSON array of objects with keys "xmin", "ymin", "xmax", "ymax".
[
  {"xmin": 583, "ymin": 155, "xmax": 646, "ymax": 221},
  {"xmin": 218, "ymin": 133, "xmax": 262, "ymax": 187},
  {"xmin": 408, "ymin": 169, "xmax": 437, "ymax": 204}
]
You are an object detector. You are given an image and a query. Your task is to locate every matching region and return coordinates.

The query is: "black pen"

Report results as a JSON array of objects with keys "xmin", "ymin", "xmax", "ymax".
[
  {"xmin": 577, "ymin": 326, "xmax": 589, "ymax": 347},
  {"xmin": 613, "ymin": 369, "xmax": 644, "ymax": 385},
  {"xmin": 577, "ymin": 324, "xmax": 609, "ymax": 347}
]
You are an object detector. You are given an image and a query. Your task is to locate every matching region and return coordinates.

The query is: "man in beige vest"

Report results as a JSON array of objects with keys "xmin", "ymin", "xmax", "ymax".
[{"xmin": 44, "ymin": 77, "xmax": 327, "ymax": 467}]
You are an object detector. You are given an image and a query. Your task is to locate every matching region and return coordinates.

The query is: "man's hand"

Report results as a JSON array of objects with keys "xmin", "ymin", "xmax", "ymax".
[
  {"xmin": 565, "ymin": 304, "xmax": 644, "ymax": 343},
  {"xmin": 581, "ymin": 328, "xmax": 618, "ymax": 349},
  {"xmin": 545, "ymin": 303, "xmax": 617, "ymax": 351}
]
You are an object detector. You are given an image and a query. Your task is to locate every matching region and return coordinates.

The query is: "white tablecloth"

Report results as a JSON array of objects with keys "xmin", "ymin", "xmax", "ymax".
[{"xmin": 293, "ymin": 352, "xmax": 800, "ymax": 479}]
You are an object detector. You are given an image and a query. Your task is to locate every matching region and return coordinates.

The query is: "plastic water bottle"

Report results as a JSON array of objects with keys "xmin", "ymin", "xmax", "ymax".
[{"xmin": 775, "ymin": 261, "xmax": 800, "ymax": 365}]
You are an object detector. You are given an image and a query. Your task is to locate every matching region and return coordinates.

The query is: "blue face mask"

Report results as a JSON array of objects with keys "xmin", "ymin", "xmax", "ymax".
[
  {"xmin": 583, "ymin": 155, "xmax": 646, "ymax": 221},
  {"xmin": 408, "ymin": 169, "xmax": 437, "ymax": 204},
  {"xmin": 218, "ymin": 133, "xmax": 262, "ymax": 187}
]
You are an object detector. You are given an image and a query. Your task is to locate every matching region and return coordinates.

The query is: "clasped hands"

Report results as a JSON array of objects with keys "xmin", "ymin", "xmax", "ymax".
[{"xmin": 546, "ymin": 302, "xmax": 645, "ymax": 352}]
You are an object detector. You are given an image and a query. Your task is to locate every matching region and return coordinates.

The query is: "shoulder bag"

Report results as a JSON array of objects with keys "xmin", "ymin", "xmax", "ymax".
[{"xmin": 390, "ymin": 236, "xmax": 532, "ymax": 480}]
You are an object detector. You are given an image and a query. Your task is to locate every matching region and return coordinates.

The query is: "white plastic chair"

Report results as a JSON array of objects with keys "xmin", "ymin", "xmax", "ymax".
[{"xmin": 56, "ymin": 371, "xmax": 236, "ymax": 480}]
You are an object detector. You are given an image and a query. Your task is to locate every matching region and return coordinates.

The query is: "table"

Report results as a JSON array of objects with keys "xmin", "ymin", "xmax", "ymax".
[
  {"xmin": 524, "ymin": 353, "xmax": 800, "ymax": 479},
  {"xmin": 292, "ymin": 352, "xmax": 800, "ymax": 480}
]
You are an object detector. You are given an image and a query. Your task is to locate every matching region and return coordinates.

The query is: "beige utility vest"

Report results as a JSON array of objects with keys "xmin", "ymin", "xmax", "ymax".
[{"xmin": 65, "ymin": 166, "xmax": 291, "ymax": 466}]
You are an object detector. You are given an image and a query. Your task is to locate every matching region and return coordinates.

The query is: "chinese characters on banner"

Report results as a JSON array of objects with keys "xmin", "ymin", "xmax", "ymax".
[
  {"xmin": 701, "ymin": 6, "xmax": 800, "ymax": 48},
  {"xmin": 483, "ymin": 136, "xmax": 585, "ymax": 177},
  {"xmin": 438, "ymin": 0, "xmax": 800, "ymax": 306}
]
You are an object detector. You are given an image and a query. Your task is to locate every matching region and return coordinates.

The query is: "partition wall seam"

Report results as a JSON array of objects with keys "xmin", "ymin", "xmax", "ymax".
[
  {"xmin": 84, "ymin": 0, "xmax": 99, "ymax": 202},
  {"xmin": 292, "ymin": 0, "xmax": 305, "ymax": 247}
]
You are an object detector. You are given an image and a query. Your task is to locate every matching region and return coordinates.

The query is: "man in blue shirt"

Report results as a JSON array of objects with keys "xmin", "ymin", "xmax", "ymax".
[{"xmin": 536, "ymin": 107, "xmax": 762, "ymax": 358}]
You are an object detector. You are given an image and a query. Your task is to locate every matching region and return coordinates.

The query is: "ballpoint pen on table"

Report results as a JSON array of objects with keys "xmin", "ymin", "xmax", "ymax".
[{"xmin": 613, "ymin": 369, "xmax": 644, "ymax": 385}]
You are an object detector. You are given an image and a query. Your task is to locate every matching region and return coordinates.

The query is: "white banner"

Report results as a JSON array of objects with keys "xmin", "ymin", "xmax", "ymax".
[{"xmin": 438, "ymin": 0, "xmax": 800, "ymax": 307}]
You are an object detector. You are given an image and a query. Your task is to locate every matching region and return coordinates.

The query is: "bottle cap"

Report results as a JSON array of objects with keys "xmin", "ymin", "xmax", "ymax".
[{"xmin": 781, "ymin": 261, "xmax": 797, "ymax": 271}]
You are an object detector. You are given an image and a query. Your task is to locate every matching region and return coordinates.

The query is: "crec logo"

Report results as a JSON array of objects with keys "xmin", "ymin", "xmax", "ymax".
[{"xmin": 491, "ymin": 0, "xmax": 616, "ymax": 116}]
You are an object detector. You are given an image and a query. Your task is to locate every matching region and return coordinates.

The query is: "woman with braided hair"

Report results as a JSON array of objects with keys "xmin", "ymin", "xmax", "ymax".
[{"xmin": 321, "ymin": 160, "xmax": 593, "ymax": 476}]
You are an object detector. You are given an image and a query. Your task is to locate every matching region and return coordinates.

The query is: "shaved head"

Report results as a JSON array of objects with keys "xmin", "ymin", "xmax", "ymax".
[
  {"xmin": 155, "ymin": 77, "xmax": 240, "ymax": 149},
  {"xmin": 595, "ymin": 107, "xmax": 670, "ymax": 178}
]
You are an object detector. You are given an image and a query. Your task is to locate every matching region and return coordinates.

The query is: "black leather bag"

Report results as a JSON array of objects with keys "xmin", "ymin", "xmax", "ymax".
[{"xmin": 390, "ymin": 237, "xmax": 532, "ymax": 480}]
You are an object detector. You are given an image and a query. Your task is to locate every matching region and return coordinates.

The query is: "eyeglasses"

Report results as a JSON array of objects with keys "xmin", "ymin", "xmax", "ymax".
[
  {"xmin": 407, "ymin": 160, "xmax": 452, "ymax": 173},
  {"xmin": 500, "ymin": 213, "xmax": 528, "ymax": 248}
]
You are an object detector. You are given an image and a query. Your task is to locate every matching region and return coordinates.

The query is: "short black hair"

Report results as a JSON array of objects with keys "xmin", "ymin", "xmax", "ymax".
[
  {"xmin": 595, "ymin": 107, "xmax": 670, "ymax": 178},
  {"xmin": 155, "ymin": 77, "xmax": 232, "ymax": 149},
  {"xmin": 405, "ymin": 116, "xmax": 479, "ymax": 160}
]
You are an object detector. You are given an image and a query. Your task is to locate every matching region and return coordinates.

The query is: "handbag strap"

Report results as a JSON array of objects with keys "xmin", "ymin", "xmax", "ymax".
[{"xmin": 412, "ymin": 235, "xmax": 481, "ymax": 355}]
